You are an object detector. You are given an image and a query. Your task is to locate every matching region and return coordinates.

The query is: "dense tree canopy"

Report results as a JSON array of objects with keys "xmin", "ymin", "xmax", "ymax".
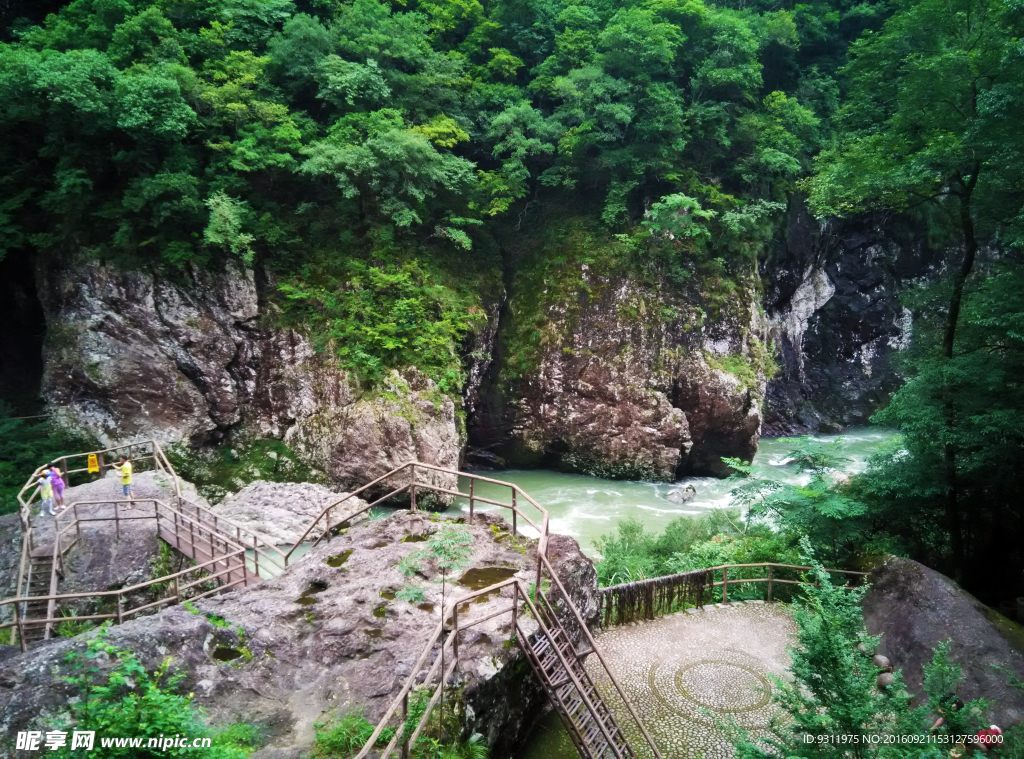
[{"xmin": 0, "ymin": 0, "xmax": 890, "ymax": 387}]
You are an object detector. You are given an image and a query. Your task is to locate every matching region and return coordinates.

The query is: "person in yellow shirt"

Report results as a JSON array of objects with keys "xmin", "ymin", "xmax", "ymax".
[
  {"xmin": 111, "ymin": 455, "xmax": 134, "ymax": 509},
  {"xmin": 37, "ymin": 470, "xmax": 56, "ymax": 516}
]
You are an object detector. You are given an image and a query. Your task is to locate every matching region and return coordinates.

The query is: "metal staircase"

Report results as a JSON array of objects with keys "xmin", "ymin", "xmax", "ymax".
[{"xmin": 523, "ymin": 625, "xmax": 634, "ymax": 759}]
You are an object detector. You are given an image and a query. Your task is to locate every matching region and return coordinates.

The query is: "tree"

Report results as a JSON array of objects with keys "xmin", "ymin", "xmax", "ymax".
[
  {"xmin": 806, "ymin": 0, "xmax": 1024, "ymax": 577},
  {"xmin": 729, "ymin": 541, "xmax": 987, "ymax": 758},
  {"xmin": 859, "ymin": 261, "xmax": 1024, "ymax": 599},
  {"xmin": 425, "ymin": 522, "xmax": 474, "ymax": 735},
  {"xmin": 727, "ymin": 438, "xmax": 869, "ymax": 566}
]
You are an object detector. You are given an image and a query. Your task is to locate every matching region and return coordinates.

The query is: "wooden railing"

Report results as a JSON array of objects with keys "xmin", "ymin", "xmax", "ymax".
[
  {"xmin": 2, "ymin": 498, "xmax": 251, "ymax": 651},
  {"xmin": 16, "ymin": 440, "xmax": 163, "ymax": 532},
  {"xmin": 340, "ymin": 466, "xmax": 662, "ymax": 759},
  {"xmin": 13, "ymin": 439, "xmax": 290, "ymax": 578},
  {"xmin": 354, "ymin": 550, "xmax": 663, "ymax": 759},
  {"xmin": 598, "ymin": 562, "xmax": 869, "ymax": 627},
  {"xmin": 283, "ymin": 462, "xmax": 552, "ymax": 593},
  {"xmin": 8, "ymin": 449, "xmax": 668, "ymax": 756}
]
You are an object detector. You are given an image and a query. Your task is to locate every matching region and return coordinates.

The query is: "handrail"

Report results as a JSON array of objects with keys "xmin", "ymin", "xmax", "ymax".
[
  {"xmin": 539, "ymin": 551, "xmax": 661, "ymax": 756},
  {"xmin": 11, "ymin": 449, "xmax": 659, "ymax": 757},
  {"xmin": 598, "ymin": 561, "xmax": 869, "ymax": 624},
  {"xmin": 0, "ymin": 547, "xmax": 248, "ymax": 628},
  {"xmin": 17, "ymin": 439, "xmax": 163, "ymax": 530},
  {"xmin": 354, "ymin": 568, "xmax": 662, "ymax": 759},
  {"xmin": 1, "ymin": 495, "xmax": 253, "ymax": 651}
]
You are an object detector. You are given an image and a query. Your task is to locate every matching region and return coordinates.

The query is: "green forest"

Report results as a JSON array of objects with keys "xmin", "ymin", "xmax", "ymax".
[{"xmin": 1, "ymin": 0, "xmax": 1024, "ymax": 753}]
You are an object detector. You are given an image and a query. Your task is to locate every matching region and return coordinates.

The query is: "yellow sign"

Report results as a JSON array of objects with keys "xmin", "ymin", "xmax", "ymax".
[{"xmin": 87, "ymin": 454, "xmax": 99, "ymax": 473}]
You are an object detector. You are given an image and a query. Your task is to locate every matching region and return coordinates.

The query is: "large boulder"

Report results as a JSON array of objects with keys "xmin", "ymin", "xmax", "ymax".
[
  {"xmin": 862, "ymin": 557, "xmax": 1024, "ymax": 727},
  {"xmin": 37, "ymin": 261, "xmax": 460, "ymax": 492},
  {"xmin": 215, "ymin": 480, "xmax": 368, "ymax": 545},
  {"xmin": 468, "ymin": 216, "xmax": 767, "ymax": 480}
]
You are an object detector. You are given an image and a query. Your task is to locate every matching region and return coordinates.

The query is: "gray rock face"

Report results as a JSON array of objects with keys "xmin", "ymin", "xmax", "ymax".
[
  {"xmin": 469, "ymin": 271, "xmax": 766, "ymax": 480},
  {"xmin": 37, "ymin": 261, "xmax": 461, "ymax": 492},
  {"xmin": 0, "ymin": 512, "xmax": 599, "ymax": 758},
  {"xmin": 763, "ymin": 205, "xmax": 944, "ymax": 435},
  {"xmin": 862, "ymin": 557, "xmax": 1024, "ymax": 727},
  {"xmin": 215, "ymin": 480, "xmax": 368, "ymax": 545}
]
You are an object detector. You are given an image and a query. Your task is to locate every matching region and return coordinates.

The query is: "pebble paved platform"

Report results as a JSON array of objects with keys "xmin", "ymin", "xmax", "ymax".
[{"xmin": 585, "ymin": 600, "xmax": 796, "ymax": 758}]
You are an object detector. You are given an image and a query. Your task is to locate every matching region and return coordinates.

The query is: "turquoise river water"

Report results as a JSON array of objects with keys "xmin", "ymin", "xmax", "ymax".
[{"xmin": 449, "ymin": 427, "xmax": 896, "ymax": 559}]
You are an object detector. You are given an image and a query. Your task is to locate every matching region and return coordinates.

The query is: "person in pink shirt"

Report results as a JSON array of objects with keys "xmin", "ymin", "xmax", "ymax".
[{"xmin": 48, "ymin": 463, "xmax": 66, "ymax": 512}]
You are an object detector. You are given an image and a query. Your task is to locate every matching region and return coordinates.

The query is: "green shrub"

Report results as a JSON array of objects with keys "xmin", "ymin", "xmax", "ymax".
[
  {"xmin": 592, "ymin": 511, "xmax": 797, "ymax": 591},
  {"xmin": 314, "ymin": 712, "xmax": 386, "ymax": 757},
  {"xmin": 165, "ymin": 438, "xmax": 322, "ymax": 504},
  {"xmin": 280, "ymin": 258, "xmax": 483, "ymax": 392},
  {"xmin": 52, "ymin": 626, "xmax": 254, "ymax": 757},
  {"xmin": 730, "ymin": 542, "xmax": 992, "ymax": 758},
  {"xmin": 396, "ymin": 585, "xmax": 426, "ymax": 603}
]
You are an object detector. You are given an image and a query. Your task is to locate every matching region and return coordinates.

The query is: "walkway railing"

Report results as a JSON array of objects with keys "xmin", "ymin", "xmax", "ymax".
[
  {"xmin": 598, "ymin": 562, "xmax": 869, "ymax": 627},
  {"xmin": 9, "ymin": 446, "xmax": 667, "ymax": 757},
  {"xmin": 2, "ymin": 498, "xmax": 251, "ymax": 650},
  {"xmin": 16, "ymin": 440, "xmax": 163, "ymax": 531},
  {"xmin": 283, "ymin": 462, "xmax": 551, "ymax": 591},
  {"xmin": 353, "ymin": 550, "xmax": 662, "ymax": 759}
]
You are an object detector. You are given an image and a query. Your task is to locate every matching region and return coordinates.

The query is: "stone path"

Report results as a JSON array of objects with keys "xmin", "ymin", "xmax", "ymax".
[{"xmin": 585, "ymin": 601, "xmax": 796, "ymax": 759}]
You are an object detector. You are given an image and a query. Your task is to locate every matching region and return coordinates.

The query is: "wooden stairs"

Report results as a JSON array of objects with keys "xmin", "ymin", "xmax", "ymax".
[{"xmin": 18, "ymin": 549, "xmax": 60, "ymax": 645}]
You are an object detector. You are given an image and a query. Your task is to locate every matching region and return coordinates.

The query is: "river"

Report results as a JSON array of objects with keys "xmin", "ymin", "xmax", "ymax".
[{"xmin": 450, "ymin": 427, "xmax": 896, "ymax": 558}]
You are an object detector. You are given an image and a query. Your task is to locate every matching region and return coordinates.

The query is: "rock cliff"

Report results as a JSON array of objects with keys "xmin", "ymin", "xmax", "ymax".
[
  {"xmin": 37, "ymin": 261, "xmax": 460, "ymax": 492},
  {"xmin": 29, "ymin": 205, "xmax": 940, "ymax": 484},
  {"xmin": 763, "ymin": 205, "xmax": 942, "ymax": 435},
  {"xmin": 467, "ymin": 216, "xmax": 768, "ymax": 479}
]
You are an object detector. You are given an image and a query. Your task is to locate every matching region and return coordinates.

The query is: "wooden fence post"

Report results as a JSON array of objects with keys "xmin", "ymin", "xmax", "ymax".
[
  {"xmin": 767, "ymin": 565, "xmax": 773, "ymax": 603},
  {"xmin": 722, "ymin": 566, "xmax": 728, "ymax": 604},
  {"xmin": 511, "ymin": 491, "xmax": 517, "ymax": 537},
  {"xmin": 512, "ymin": 581, "xmax": 519, "ymax": 635},
  {"xmin": 452, "ymin": 604, "xmax": 459, "ymax": 663},
  {"xmin": 401, "ymin": 691, "xmax": 410, "ymax": 759},
  {"xmin": 410, "ymin": 464, "xmax": 417, "ymax": 511},
  {"xmin": 14, "ymin": 603, "xmax": 26, "ymax": 653},
  {"xmin": 468, "ymin": 479, "xmax": 474, "ymax": 524}
]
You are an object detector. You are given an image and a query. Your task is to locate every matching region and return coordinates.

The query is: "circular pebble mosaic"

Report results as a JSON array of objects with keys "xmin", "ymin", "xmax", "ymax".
[{"xmin": 584, "ymin": 601, "xmax": 797, "ymax": 759}]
